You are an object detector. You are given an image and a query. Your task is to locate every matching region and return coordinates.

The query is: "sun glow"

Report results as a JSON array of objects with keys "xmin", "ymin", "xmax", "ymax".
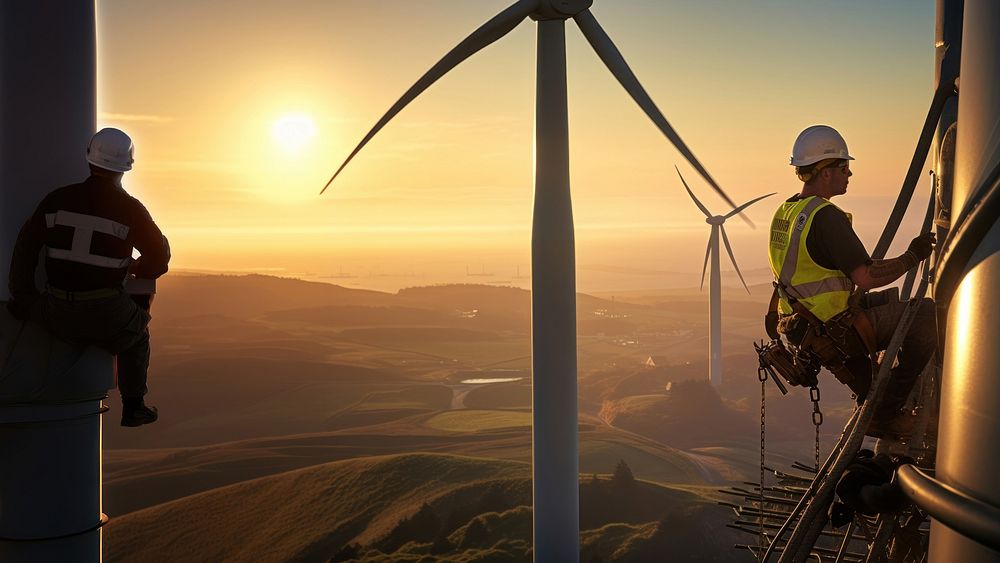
[{"xmin": 271, "ymin": 113, "xmax": 317, "ymax": 154}]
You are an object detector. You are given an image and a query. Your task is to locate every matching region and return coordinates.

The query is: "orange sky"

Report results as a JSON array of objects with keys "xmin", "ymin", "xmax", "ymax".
[{"xmin": 95, "ymin": 0, "xmax": 936, "ymax": 292}]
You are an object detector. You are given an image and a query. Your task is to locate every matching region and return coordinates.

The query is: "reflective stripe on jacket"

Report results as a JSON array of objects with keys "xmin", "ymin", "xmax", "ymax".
[{"xmin": 767, "ymin": 195, "xmax": 854, "ymax": 322}]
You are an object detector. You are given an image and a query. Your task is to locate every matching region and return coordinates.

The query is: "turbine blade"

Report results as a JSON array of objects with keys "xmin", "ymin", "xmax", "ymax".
[
  {"xmin": 724, "ymin": 192, "xmax": 777, "ymax": 219},
  {"xmin": 675, "ymin": 166, "xmax": 711, "ymax": 218},
  {"xmin": 320, "ymin": 0, "xmax": 537, "ymax": 194},
  {"xmin": 720, "ymin": 226, "xmax": 750, "ymax": 294},
  {"xmin": 574, "ymin": 9, "xmax": 746, "ymax": 223},
  {"xmin": 700, "ymin": 236, "xmax": 711, "ymax": 291}
]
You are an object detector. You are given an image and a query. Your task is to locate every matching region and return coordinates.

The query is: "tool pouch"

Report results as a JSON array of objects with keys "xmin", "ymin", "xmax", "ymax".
[
  {"xmin": 793, "ymin": 307, "xmax": 874, "ymax": 396},
  {"xmin": 776, "ymin": 313, "xmax": 808, "ymax": 345},
  {"xmin": 757, "ymin": 338, "xmax": 820, "ymax": 388}
]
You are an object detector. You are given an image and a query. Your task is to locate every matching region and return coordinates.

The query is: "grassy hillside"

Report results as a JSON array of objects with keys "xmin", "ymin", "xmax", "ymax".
[
  {"xmin": 600, "ymin": 379, "xmax": 756, "ymax": 449},
  {"xmin": 105, "ymin": 453, "xmax": 528, "ymax": 562},
  {"xmin": 104, "ymin": 453, "xmax": 743, "ymax": 563},
  {"xmin": 104, "ymin": 417, "xmax": 715, "ymax": 516},
  {"xmin": 103, "ymin": 357, "xmax": 407, "ymax": 448}
]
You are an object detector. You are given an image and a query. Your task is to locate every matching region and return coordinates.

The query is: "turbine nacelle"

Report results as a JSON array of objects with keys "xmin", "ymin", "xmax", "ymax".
[
  {"xmin": 706, "ymin": 216, "xmax": 726, "ymax": 226},
  {"xmin": 531, "ymin": 0, "xmax": 593, "ymax": 20}
]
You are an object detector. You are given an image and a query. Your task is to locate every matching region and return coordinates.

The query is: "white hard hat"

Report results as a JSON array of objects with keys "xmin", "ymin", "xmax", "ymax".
[
  {"xmin": 87, "ymin": 128, "xmax": 134, "ymax": 172},
  {"xmin": 790, "ymin": 125, "xmax": 854, "ymax": 167}
]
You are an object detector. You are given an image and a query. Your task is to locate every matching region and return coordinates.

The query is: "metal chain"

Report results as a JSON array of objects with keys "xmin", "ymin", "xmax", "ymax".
[
  {"xmin": 810, "ymin": 385, "xmax": 823, "ymax": 471},
  {"xmin": 759, "ymin": 365, "xmax": 768, "ymax": 561}
]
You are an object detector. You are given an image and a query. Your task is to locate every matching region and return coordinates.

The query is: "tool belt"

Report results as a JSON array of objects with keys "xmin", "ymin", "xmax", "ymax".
[
  {"xmin": 46, "ymin": 285, "xmax": 122, "ymax": 301},
  {"xmin": 759, "ymin": 283, "xmax": 877, "ymax": 391},
  {"xmin": 756, "ymin": 337, "xmax": 821, "ymax": 389}
]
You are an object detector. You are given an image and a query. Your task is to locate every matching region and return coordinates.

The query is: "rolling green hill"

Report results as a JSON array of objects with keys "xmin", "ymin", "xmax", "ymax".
[
  {"xmin": 599, "ymin": 379, "xmax": 755, "ymax": 449},
  {"xmin": 104, "ymin": 453, "xmax": 744, "ymax": 563},
  {"xmin": 104, "ymin": 415, "xmax": 717, "ymax": 516}
]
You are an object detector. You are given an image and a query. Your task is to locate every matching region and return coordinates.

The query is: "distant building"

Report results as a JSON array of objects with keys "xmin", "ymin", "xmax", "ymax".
[{"xmin": 644, "ymin": 355, "xmax": 669, "ymax": 368}]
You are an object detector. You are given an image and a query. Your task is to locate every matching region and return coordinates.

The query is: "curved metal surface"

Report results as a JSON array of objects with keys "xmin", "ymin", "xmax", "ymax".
[
  {"xmin": 934, "ymin": 160, "xmax": 1000, "ymax": 306},
  {"xmin": 531, "ymin": 19, "xmax": 579, "ymax": 563},
  {"xmin": 0, "ymin": 4, "xmax": 105, "ymax": 563},
  {"xmin": 898, "ymin": 464, "xmax": 1000, "ymax": 552},
  {"xmin": 934, "ymin": 2, "xmax": 1000, "ymax": 559}
]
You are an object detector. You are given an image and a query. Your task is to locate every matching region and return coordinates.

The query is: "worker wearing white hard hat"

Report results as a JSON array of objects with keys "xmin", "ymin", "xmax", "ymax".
[
  {"xmin": 8, "ymin": 127, "xmax": 170, "ymax": 427},
  {"xmin": 764, "ymin": 124, "xmax": 937, "ymax": 439},
  {"xmin": 86, "ymin": 127, "xmax": 135, "ymax": 172}
]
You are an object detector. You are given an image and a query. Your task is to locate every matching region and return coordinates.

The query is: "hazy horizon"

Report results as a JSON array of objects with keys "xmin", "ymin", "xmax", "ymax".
[{"xmin": 96, "ymin": 0, "xmax": 935, "ymax": 289}]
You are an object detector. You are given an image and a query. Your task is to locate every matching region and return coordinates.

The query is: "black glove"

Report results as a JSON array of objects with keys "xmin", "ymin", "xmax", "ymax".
[{"xmin": 906, "ymin": 232, "xmax": 936, "ymax": 261}]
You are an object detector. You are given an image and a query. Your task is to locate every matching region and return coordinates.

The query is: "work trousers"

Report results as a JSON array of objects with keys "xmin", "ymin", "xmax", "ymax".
[
  {"xmin": 862, "ymin": 296, "xmax": 937, "ymax": 419},
  {"xmin": 42, "ymin": 291, "xmax": 151, "ymax": 400}
]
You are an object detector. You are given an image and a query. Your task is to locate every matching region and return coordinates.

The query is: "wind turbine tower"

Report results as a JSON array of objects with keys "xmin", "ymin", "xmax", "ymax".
[
  {"xmin": 676, "ymin": 167, "xmax": 774, "ymax": 386},
  {"xmin": 322, "ymin": 2, "xmax": 744, "ymax": 558}
]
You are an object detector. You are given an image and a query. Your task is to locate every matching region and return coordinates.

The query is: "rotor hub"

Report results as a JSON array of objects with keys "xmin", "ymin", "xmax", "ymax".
[
  {"xmin": 707, "ymin": 216, "xmax": 726, "ymax": 225},
  {"xmin": 531, "ymin": 0, "xmax": 593, "ymax": 21}
]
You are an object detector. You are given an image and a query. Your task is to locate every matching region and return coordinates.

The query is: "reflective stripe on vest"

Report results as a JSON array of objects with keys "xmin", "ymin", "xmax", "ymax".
[
  {"xmin": 44, "ymin": 211, "xmax": 132, "ymax": 269},
  {"xmin": 767, "ymin": 196, "xmax": 853, "ymax": 322}
]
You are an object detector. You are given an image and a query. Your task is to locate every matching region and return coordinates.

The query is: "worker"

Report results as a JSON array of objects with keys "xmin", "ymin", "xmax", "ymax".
[
  {"xmin": 7, "ymin": 128, "xmax": 170, "ymax": 427},
  {"xmin": 767, "ymin": 125, "xmax": 937, "ymax": 438}
]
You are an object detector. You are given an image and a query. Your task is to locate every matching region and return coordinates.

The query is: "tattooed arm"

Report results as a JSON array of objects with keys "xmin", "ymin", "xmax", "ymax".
[
  {"xmin": 850, "ymin": 253, "xmax": 919, "ymax": 291},
  {"xmin": 849, "ymin": 232, "xmax": 935, "ymax": 291}
]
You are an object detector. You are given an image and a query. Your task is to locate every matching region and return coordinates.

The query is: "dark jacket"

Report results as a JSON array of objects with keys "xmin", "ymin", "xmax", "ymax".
[{"xmin": 9, "ymin": 175, "xmax": 170, "ymax": 307}]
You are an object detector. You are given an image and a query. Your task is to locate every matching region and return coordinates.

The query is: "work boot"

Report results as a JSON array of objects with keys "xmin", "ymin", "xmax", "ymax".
[
  {"xmin": 866, "ymin": 412, "xmax": 915, "ymax": 440},
  {"xmin": 121, "ymin": 400, "xmax": 158, "ymax": 427}
]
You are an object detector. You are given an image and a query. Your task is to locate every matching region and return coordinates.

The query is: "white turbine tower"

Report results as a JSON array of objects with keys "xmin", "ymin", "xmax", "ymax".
[
  {"xmin": 676, "ymin": 167, "xmax": 774, "ymax": 387},
  {"xmin": 322, "ymin": 2, "xmax": 745, "ymax": 559}
]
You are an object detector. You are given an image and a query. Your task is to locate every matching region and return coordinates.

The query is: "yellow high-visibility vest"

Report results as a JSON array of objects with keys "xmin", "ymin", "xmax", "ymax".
[{"xmin": 768, "ymin": 196, "xmax": 855, "ymax": 322}]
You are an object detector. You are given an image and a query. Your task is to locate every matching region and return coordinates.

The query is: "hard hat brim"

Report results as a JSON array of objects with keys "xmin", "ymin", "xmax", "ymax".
[
  {"xmin": 87, "ymin": 156, "xmax": 133, "ymax": 173},
  {"xmin": 790, "ymin": 153, "xmax": 855, "ymax": 167}
]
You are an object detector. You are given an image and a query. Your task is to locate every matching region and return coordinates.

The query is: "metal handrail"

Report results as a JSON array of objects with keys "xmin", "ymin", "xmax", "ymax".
[{"xmin": 897, "ymin": 464, "xmax": 1000, "ymax": 552}]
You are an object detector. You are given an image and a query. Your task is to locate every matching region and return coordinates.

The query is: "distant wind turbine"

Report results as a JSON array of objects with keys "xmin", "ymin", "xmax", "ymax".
[
  {"xmin": 322, "ymin": 2, "xmax": 741, "ymax": 559},
  {"xmin": 676, "ymin": 167, "xmax": 774, "ymax": 387}
]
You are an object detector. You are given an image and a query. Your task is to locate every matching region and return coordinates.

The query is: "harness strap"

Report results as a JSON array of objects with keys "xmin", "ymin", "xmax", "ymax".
[
  {"xmin": 791, "ymin": 299, "xmax": 825, "ymax": 329},
  {"xmin": 47, "ymin": 285, "xmax": 122, "ymax": 301},
  {"xmin": 851, "ymin": 309, "xmax": 878, "ymax": 357}
]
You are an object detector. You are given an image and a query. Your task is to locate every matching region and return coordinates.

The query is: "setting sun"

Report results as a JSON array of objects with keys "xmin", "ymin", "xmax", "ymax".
[{"xmin": 271, "ymin": 113, "xmax": 316, "ymax": 153}]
